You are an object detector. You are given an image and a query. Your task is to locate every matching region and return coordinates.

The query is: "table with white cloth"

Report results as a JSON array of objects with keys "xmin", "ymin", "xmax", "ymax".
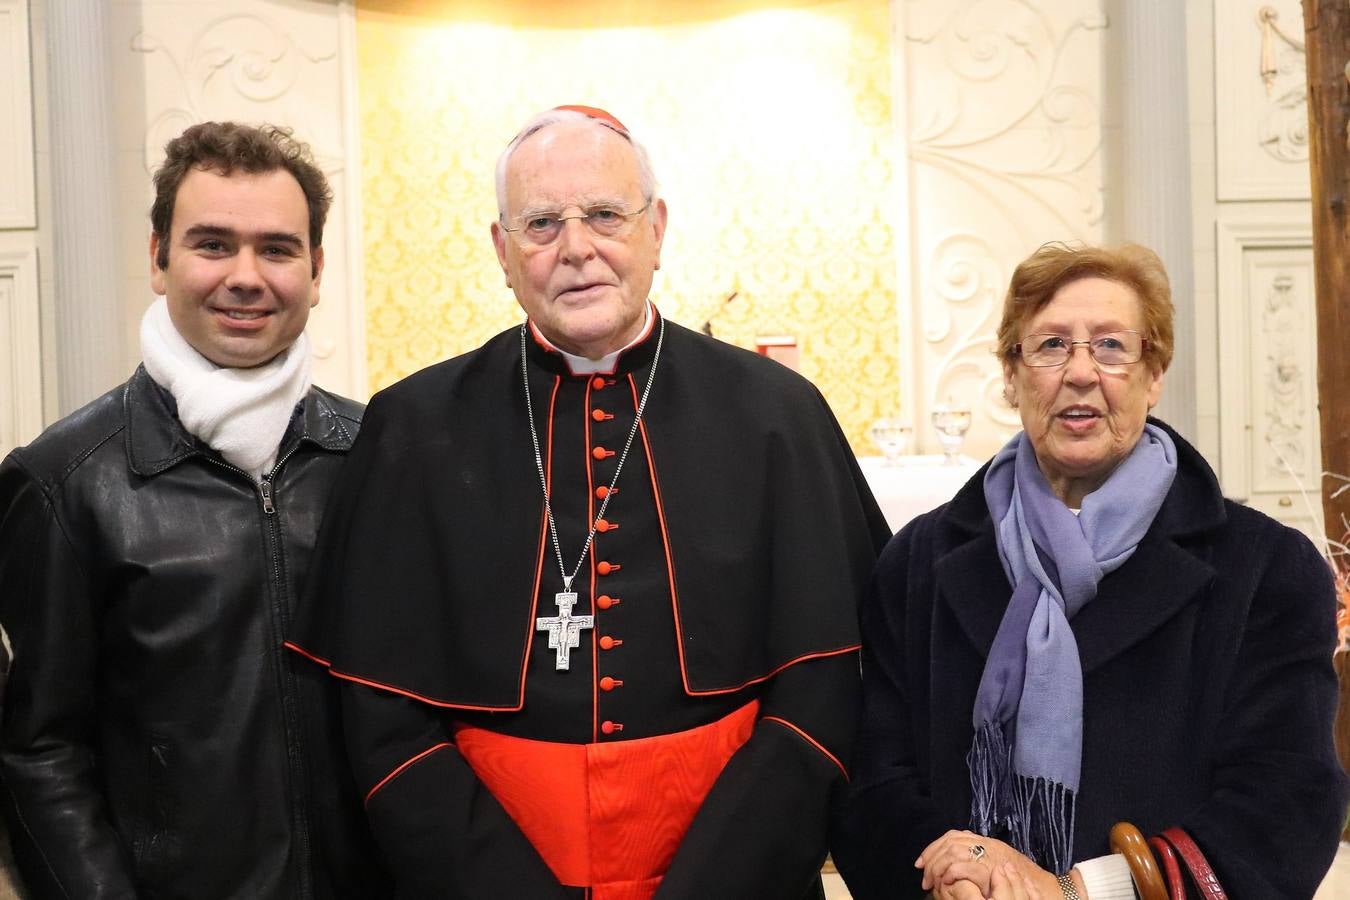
[{"xmin": 857, "ymin": 455, "xmax": 981, "ymax": 533}]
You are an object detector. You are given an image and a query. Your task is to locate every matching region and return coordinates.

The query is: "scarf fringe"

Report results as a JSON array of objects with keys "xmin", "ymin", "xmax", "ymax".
[
  {"xmin": 968, "ymin": 721, "xmax": 1077, "ymax": 875},
  {"xmin": 1009, "ymin": 773, "xmax": 1076, "ymax": 876},
  {"xmin": 968, "ymin": 720, "xmax": 1012, "ymax": 837}
]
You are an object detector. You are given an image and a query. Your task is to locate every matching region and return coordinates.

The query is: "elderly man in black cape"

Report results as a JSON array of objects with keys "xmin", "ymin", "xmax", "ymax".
[{"xmin": 289, "ymin": 105, "xmax": 889, "ymax": 899}]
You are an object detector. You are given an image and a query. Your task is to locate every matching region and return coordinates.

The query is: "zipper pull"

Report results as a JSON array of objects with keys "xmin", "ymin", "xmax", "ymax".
[{"xmin": 260, "ymin": 478, "xmax": 276, "ymax": 515}]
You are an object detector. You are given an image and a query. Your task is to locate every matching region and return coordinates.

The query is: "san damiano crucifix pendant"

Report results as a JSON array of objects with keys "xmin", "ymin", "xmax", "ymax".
[
  {"xmin": 520, "ymin": 319, "xmax": 664, "ymax": 674},
  {"xmin": 536, "ymin": 577, "xmax": 593, "ymax": 671}
]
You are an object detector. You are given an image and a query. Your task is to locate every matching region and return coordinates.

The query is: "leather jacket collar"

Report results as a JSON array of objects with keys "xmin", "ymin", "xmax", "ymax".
[{"xmin": 124, "ymin": 365, "xmax": 358, "ymax": 477}]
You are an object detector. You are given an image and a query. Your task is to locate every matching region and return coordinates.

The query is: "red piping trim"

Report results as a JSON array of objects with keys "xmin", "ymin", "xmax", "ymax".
[
  {"xmin": 284, "ymin": 640, "xmax": 331, "ymax": 668},
  {"xmin": 628, "ymin": 307, "xmax": 656, "ymax": 345},
  {"xmin": 526, "ymin": 310, "xmax": 656, "ymax": 377},
  {"xmin": 592, "ymin": 312, "xmax": 657, "ymax": 375},
  {"xmin": 762, "ymin": 716, "xmax": 848, "ymax": 780},
  {"xmin": 365, "ymin": 742, "xmax": 454, "ymax": 805},
  {"xmin": 527, "ymin": 321, "xmax": 559, "ymax": 354},
  {"xmin": 517, "ymin": 376, "xmax": 562, "ymax": 707},
  {"xmin": 324, "ymin": 644, "xmax": 853, "ymax": 712},
  {"xmin": 632, "ymin": 378, "xmax": 693, "ymax": 694},
  {"xmin": 684, "ymin": 644, "xmax": 862, "ymax": 697},
  {"xmin": 327, "ymin": 666, "xmax": 525, "ymax": 711},
  {"xmin": 629, "ymin": 391, "xmax": 853, "ymax": 696},
  {"xmin": 585, "ymin": 376, "xmax": 600, "ymax": 743}
]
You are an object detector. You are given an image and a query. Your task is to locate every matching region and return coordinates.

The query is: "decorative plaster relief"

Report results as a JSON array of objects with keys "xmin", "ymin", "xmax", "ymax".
[
  {"xmin": 1257, "ymin": 79, "xmax": 1308, "ymax": 164},
  {"xmin": 904, "ymin": 0, "xmax": 1106, "ymax": 457},
  {"xmin": 117, "ymin": 0, "xmax": 364, "ymax": 397},
  {"xmin": 1248, "ymin": 252, "xmax": 1317, "ymax": 492},
  {"xmin": 1255, "ymin": 5, "xmax": 1308, "ymax": 165},
  {"xmin": 1215, "ymin": 0, "xmax": 1310, "ymax": 200},
  {"xmin": 1216, "ymin": 215, "xmax": 1321, "ymax": 539},
  {"xmin": 1259, "ymin": 270, "xmax": 1306, "ymax": 479},
  {"xmin": 0, "ymin": 0, "xmax": 37, "ymax": 229},
  {"xmin": 0, "ymin": 244, "xmax": 42, "ymax": 454},
  {"xmin": 132, "ymin": 14, "xmax": 340, "ymax": 176}
]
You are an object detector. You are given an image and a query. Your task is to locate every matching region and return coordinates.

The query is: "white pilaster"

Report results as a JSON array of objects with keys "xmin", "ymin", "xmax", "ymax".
[
  {"xmin": 1108, "ymin": 0, "xmax": 1197, "ymax": 440},
  {"xmin": 45, "ymin": 0, "xmax": 125, "ymax": 413}
]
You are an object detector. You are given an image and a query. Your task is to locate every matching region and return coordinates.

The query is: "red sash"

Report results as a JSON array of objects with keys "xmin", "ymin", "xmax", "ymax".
[{"xmin": 454, "ymin": 701, "xmax": 759, "ymax": 900}]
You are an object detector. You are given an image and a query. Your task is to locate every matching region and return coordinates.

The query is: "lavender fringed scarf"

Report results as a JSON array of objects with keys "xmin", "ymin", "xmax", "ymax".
[{"xmin": 970, "ymin": 423, "xmax": 1177, "ymax": 873}]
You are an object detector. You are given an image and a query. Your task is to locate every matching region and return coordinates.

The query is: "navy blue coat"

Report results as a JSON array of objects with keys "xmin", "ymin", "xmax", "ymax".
[{"xmin": 832, "ymin": 422, "xmax": 1348, "ymax": 899}]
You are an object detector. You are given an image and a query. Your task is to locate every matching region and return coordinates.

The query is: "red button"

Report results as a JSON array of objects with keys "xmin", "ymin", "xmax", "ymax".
[
  {"xmin": 601, "ymin": 720, "xmax": 623, "ymax": 735},
  {"xmin": 595, "ymin": 486, "xmax": 611, "ymax": 500},
  {"xmin": 600, "ymin": 676, "xmax": 623, "ymax": 691},
  {"xmin": 592, "ymin": 377, "xmax": 606, "ymax": 390},
  {"xmin": 595, "ymin": 518, "xmax": 616, "ymax": 533},
  {"xmin": 596, "ymin": 594, "xmax": 619, "ymax": 610},
  {"xmin": 599, "ymin": 635, "xmax": 623, "ymax": 650},
  {"xmin": 592, "ymin": 409, "xmax": 613, "ymax": 422},
  {"xmin": 597, "ymin": 561, "xmax": 620, "ymax": 575},
  {"xmin": 592, "ymin": 446, "xmax": 615, "ymax": 460}
]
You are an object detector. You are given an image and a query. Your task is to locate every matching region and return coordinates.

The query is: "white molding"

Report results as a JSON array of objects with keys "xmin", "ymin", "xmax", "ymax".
[
  {"xmin": 1215, "ymin": 213, "xmax": 1320, "ymax": 534},
  {"xmin": 888, "ymin": 0, "xmax": 917, "ymax": 430},
  {"xmin": 0, "ymin": 0, "xmax": 37, "ymax": 229},
  {"xmin": 1184, "ymin": 0, "xmax": 1221, "ymax": 467},
  {"xmin": 0, "ymin": 243, "xmax": 42, "ymax": 453}
]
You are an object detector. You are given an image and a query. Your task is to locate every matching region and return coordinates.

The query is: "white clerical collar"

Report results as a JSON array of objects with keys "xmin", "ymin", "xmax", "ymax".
[{"xmin": 530, "ymin": 302, "xmax": 655, "ymax": 376}]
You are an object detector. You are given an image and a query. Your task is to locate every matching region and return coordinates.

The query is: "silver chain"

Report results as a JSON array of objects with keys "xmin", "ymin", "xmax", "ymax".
[{"xmin": 520, "ymin": 318, "xmax": 666, "ymax": 593}]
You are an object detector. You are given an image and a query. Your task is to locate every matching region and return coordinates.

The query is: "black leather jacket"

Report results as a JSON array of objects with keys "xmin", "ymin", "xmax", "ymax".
[{"xmin": 0, "ymin": 367, "xmax": 388, "ymax": 899}]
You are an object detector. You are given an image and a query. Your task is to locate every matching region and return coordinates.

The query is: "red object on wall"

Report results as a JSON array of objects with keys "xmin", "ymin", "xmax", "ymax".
[{"xmin": 755, "ymin": 335, "xmax": 799, "ymax": 371}]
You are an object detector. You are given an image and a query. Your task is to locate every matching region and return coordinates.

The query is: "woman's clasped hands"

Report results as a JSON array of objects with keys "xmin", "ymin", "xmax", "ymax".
[{"xmin": 916, "ymin": 830, "xmax": 1060, "ymax": 900}]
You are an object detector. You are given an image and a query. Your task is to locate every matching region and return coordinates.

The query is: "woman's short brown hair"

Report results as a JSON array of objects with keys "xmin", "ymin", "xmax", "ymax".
[
  {"xmin": 150, "ymin": 122, "xmax": 332, "ymax": 270},
  {"xmin": 996, "ymin": 241, "xmax": 1175, "ymax": 373}
]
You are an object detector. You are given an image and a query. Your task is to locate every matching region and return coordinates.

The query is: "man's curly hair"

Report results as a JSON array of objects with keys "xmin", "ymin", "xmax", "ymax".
[{"xmin": 150, "ymin": 122, "xmax": 332, "ymax": 269}]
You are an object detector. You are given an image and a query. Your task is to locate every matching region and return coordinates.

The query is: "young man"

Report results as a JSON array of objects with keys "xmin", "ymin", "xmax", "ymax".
[{"xmin": 0, "ymin": 122, "xmax": 386, "ymax": 899}]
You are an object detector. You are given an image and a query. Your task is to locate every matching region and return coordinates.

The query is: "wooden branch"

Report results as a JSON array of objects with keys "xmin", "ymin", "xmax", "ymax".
[
  {"xmin": 1306, "ymin": 1, "xmax": 1350, "ymax": 534},
  {"xmin": 1303, "ymin": 0, "xmax": 1350, "ymax": 826}
]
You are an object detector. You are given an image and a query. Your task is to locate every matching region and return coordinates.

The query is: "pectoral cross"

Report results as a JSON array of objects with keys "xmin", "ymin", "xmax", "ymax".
[{"xmin": 536, "ymin": 587, "xmax": 593, "ymax": 671}]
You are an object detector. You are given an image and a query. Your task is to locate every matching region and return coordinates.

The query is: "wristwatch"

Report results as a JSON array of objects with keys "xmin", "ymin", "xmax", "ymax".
[{"xmin": 1056, "ymin": 872, "xmax": 1082, "ymax": 899}]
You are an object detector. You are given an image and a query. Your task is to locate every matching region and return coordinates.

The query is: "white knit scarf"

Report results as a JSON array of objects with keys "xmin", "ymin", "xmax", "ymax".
[{"xmin": 139, "ymin": 298, "xmax": 312, "ymax": 478}]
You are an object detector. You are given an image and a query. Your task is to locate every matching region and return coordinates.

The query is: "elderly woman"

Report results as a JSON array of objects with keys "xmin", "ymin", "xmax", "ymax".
[{"xmin": 832, "ymin": 242, "xmax": 1348, "ymax": 900}]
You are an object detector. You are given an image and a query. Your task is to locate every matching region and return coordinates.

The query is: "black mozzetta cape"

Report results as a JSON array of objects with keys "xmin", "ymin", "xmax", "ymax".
[
  {"xmin": 294, "ymin": 316, "xmax": 887, "ymax": 708},
  {"xmin": 291, "ymin": 314, "xmax": 890, "ymax": 898}
]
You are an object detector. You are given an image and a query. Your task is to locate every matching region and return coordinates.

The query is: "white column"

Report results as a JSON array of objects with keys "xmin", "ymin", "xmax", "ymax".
[
  {"xmin": 1107, "ymin": 0, "xmax": 1197, "ymax": 439},
  {"xmin": 45, "ymin": 1, "xmax": 125, "ymax": 413}
]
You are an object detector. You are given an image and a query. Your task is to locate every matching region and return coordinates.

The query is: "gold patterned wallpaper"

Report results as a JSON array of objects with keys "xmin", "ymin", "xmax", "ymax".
[{"xmin": 356, "ymin": 0, "xmax": 900, "ymax": 451}]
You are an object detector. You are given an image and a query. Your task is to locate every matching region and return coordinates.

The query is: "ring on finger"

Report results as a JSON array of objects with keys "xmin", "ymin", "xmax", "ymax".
[{"xmin": 969, "ymin": 843, "xmax": 986, "ymax": 862}]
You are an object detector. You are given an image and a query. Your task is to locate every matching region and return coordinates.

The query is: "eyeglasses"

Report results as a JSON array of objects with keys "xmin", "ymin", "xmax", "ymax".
[
  {"xmin": 502, "ymin": 201, "xmax": 651, "ymax": 247},
  {"xmin": 1012, "ymin": 331, "xmax": 1151, "ymax": 369}
]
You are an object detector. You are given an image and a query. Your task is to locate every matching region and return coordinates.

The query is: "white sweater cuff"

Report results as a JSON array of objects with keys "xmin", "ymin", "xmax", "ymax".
[{"xmin": 1074, "ymin": 854, "xmax": 1137, "ymax": 900}]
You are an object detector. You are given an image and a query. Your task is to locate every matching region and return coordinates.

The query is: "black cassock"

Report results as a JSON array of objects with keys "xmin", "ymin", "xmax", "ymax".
[{"xmin": 291, "ymin": 313, "xmax": 889, "ymax": 899}]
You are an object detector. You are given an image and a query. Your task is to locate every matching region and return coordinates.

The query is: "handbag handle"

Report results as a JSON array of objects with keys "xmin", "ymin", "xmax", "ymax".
[
  {"xmin": 1109, "ymin": 822, "xmax": 1168, "ymax": 900},
  {"xmin": 1158, "ymin": 827, "xmax": 1229, "ymax": 900},
  {"xmin": 1148, "ymin": 836, "xmax": 1186, "ymax": 899}
]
